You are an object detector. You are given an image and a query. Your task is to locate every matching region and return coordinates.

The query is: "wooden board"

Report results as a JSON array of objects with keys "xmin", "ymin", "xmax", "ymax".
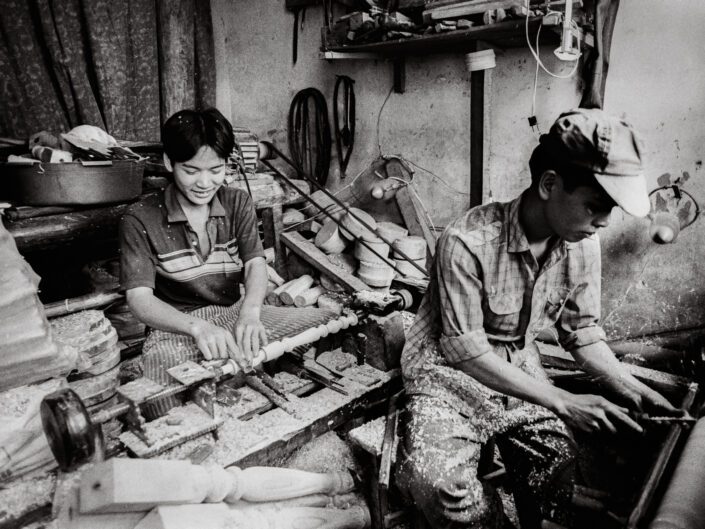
[
  {"xmin": 281, "ymin": 232, "xmax": 369, "ymax": 293},
  {"xmin": 395, "ymin": 187, "xmax": 436, "ymax": 258}
]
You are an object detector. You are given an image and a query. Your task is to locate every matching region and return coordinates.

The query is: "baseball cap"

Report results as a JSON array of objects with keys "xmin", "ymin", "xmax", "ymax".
[{"xmin": 540, "ymin": 108, "xmax": 650, "ymax": 217}]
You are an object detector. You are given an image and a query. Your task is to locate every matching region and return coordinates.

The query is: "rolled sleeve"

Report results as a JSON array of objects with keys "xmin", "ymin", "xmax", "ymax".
[
  {"xmin": 436, "ymin": 228, "xmax": 493, "ymax": 364},
  {"xmin": 440, "ymin": 329, "xmax": 493, "ymax": 364},
  {"xmin": 557, "ymin": 240, "xmax": 606, "ymax": 351}
]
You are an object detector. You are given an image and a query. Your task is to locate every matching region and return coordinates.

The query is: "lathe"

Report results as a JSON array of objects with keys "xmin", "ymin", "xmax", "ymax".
[{"xmin": 40, "ymin": 289, "xmax": 413, "ymax": 472}]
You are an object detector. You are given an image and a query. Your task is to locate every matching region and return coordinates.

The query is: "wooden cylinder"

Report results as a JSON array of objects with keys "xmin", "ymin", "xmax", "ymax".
[
  {"xmin": 339, "ymin": 208, "xmax": 377, "ymax": 241},
  {"xmin": 392, "ymin": 236, "xmax": 426, "ymax": 259},
  {"xmin": 294, "ymin": 286, "xmax": 325, "ymax": 307},
  {"xmin": 357, "ymin": 261, "xmax": 394, "ymax": 288},
  {"xmin": 394, "ymin": 258, "xmax": 427, "ymax": 279},
  {"xmin": 279, "ymin": 275, "xmax": 316, "ymax": 305},
  {"xmin": 134, "ymin": 504, "xmax": 371, "ymax": 529},
  {"xmin": 266, "ymin": 265, "xmax": 286, "ymax": 287},
  {"xmin": 376, "ymin": 222, "xmax": 408, "ymax": 243},
  {"xmin": 315, "ymin": 220, "xmax": 348, "ymax": 254},
  {"xmin": 220, "ymin": 312, "xmax": 359, "ymax": 376},
  {"xmin": 354, "ymin": 237, "xmax": 390, "ymax": 264}
]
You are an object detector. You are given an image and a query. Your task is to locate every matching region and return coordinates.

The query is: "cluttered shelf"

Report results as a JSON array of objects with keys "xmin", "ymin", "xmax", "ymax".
[
  {"xmin": 2, "ymin": 176, "xmax": 310, "ymax": 253},
  {"xmin": 324, "ymin": 16, "xmax": 552, "ymax": 56}
]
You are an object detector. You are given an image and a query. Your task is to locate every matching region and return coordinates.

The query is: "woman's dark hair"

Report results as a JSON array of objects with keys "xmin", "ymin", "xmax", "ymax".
[
  {"xmin": 529, "ymin": 141, "xmax": 601, "ymax": 193},
  {"xmin": 162, "ymin": 108, "xmax": 234, "ymax": 163}
]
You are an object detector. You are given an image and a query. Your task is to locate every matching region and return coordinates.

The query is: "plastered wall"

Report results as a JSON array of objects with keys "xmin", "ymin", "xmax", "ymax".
[{"xmin": 212, "ymin": 0, "xmax": 705, "ymax": 340}]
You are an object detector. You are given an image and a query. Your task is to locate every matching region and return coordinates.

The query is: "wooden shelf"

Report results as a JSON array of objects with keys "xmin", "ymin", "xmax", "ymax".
[
  {"xmin": 4, "ymin": 179, "xmax": 309, "ymax": 253},
  {"xmin": 324, "ymin": 17, "xmax": 555, "ymax": 56}
]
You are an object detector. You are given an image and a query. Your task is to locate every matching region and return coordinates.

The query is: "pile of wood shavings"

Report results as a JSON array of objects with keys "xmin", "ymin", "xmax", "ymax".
[
  {"xmin": 162, "ymin": 367, "xmax": 390, "ymax": 467},
  {"xmin": 399, "ymin": 310, "xmax": 416, "ymax": 334},
  {"xmin": 348, "ymin": 416, "xmax": 386, "ymax": 456},
  {"xmin": 0, "ymin": 379, "xmax": 64, "ymax": 419},
  {"xmin": 0, "ymin": 473, "xmax": 55, "ymax": 526}
]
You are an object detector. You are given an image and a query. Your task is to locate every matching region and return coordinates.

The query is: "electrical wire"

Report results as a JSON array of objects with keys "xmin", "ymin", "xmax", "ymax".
[
  {"xmin": 376, "ymin": 85, "xmax": 394, "ymax": 157},
  {"xmin": 524, "ymin": 0, "xmax": 581, "ymax": 80}
]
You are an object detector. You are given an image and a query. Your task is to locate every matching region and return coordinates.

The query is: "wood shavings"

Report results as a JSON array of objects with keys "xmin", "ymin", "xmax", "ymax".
[
  {"xmin": 348, "ymin": 416, "xmax": 386, "ymax": 456},
  {"xmin": 0, "ymin": 472, "xmax": 55, "ymax": 527},
  {"xmin": 399, "ymin": 310, "xmax": 416, "ymax": 334},
  {"xmin": 159, "ymin": 367, "xmax": 392, "ymax": 468},
  {"xmin": 0, "ymin": 379, "xmax": 64, "ymax": 420}
]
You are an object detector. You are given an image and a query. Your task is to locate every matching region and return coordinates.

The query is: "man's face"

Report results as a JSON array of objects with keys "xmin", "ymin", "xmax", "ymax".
[
  {"xmin": 167, "ymin": 146, "xmax": 227, "ymax": 206},
  {"xmin": 544, "ymin": 175, "xmax": 616, "ymax": 242}
]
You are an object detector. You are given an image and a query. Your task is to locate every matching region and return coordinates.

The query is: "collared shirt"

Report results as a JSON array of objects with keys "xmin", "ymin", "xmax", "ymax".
[
  {"xmin": 401, "ymin": 193, "xmax": 606, "ymax": 415},
  {"xmin": 119, "ymin": 184, "xmax": 264, "ymax": 312}
]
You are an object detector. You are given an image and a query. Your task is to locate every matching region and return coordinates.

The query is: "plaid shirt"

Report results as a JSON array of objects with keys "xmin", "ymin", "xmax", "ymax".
[{"xmin": 401, "ymin": 193, "xmax": 606, "ymax": 414}]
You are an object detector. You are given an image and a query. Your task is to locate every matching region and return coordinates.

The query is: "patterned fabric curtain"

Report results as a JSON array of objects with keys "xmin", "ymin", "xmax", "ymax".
[{"xmin": 0, "ymin": 0, "xmax": 215, "ymax": 142}]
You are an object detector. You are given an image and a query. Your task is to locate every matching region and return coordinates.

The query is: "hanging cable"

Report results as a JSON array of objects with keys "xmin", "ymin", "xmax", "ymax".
[
  {"xmin": 333, "ymin": 75, "xmax": 356, "ymax": 176},
  {"xmin": 288, "ymin": 88, "xmax": 332, "ymax": 187},
  {"xmin": 524, "ymin": 0, "xmax": 581, "ymax": 80}
]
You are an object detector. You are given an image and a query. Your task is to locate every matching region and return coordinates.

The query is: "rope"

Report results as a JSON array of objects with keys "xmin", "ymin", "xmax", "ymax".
[{"xmin": 288, "ymin": 88, "xmax": 332, "ymax": 187}]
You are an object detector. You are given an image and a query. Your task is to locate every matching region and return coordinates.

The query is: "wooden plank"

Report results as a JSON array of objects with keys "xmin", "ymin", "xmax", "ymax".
[
  {"xmin": 281, "ymin": 232, "xmax": 369, "ymax": 292},
  {"xmin": 538, "ymin": 343, "xmax": 692, "ymax": 396},
  {"xmin": 470, "ymin": 41, "xmax": 485, "ymax": 209},
  {"xmin": 395, "ymin": 186, "xmax": 436, "ymax": 257}
]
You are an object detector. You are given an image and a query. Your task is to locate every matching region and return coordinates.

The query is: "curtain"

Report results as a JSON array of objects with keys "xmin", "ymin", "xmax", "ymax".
[{"xmin": 0, "ymin": 0, "xmax": 215, "ymax": 142}]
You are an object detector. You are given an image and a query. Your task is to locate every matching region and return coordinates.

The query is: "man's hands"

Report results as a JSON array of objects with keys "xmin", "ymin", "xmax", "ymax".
[
  {"xmin": 233, "ymin": 310, "xmax": 268, "ymax": 364},
  {"xmin": 189, "ymin": 313, "xmax": 267, "ymax": 371},
  {"xmin": 553, "ymin": 392, "xmax": 643, "ymax": 434}
]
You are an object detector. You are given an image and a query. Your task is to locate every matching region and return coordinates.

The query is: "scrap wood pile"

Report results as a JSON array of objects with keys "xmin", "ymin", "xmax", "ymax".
[{"xmin": 324, "ymin": 0, "xmax": 588, "ymax": 47}]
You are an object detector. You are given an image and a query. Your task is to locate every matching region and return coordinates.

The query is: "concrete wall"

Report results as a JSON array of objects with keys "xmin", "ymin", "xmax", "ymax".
[{"xmin": 212, "ymin": 0, "xmax": 705, "ymax": 340}]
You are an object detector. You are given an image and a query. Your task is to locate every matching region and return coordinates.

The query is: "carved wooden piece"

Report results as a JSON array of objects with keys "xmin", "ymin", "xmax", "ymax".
[
  {"xmin": 79, "ymin": 458, "xmax": 355, "ymax": 514},
  {"xmin": 135, "ymin": 504, "xmax": 371, "ymax": 529}
]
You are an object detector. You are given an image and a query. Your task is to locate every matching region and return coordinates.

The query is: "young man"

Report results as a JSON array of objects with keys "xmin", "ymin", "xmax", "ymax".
[
  {"xmin": 397, "ymin": 108, "xmax": 679, "ymax": 528},
  {"xmin": 119, "ymin": 108, "xmax": 268, "ymax": 415}
]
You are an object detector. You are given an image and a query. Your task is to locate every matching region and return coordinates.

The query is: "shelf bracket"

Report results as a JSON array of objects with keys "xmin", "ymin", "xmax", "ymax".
[{"xmin": 393, "ymin": 58, "xmax": 405, "ymax": 94}]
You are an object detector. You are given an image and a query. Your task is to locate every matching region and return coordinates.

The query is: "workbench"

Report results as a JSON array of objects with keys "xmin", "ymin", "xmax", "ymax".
[{"xmin": 0, "ymin": 359, "xmax": 401, "ymax": 529}]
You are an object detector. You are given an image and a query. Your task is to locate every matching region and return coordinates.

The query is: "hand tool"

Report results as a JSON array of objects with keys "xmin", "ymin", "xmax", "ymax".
[
  {"xmin": 640, "ymin": 414, "xmax": 698, "ymax": 425},
  {"xmin": 252, "ymin": 369, "xmax": 291, "ymax": 401},
  {"xmin": 281, "ymin": 355, "xmax": 349, "ymax": 396}
]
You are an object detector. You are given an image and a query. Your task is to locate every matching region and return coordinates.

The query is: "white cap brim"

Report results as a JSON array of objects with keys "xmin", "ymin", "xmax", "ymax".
[{"xmin": 594, "ymin": 174, "xmax": 651, "ymax": 218}]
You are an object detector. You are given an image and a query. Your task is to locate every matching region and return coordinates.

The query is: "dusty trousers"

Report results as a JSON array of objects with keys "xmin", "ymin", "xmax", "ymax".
[{"xmin": 396, "ymin": 345, "xmax": 577, "ymax": 529}]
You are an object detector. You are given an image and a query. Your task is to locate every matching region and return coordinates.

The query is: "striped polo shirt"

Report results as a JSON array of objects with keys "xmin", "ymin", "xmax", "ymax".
[{"xmin": 119, "ymin": 184, "xmax": 264, "ymax": 312}]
